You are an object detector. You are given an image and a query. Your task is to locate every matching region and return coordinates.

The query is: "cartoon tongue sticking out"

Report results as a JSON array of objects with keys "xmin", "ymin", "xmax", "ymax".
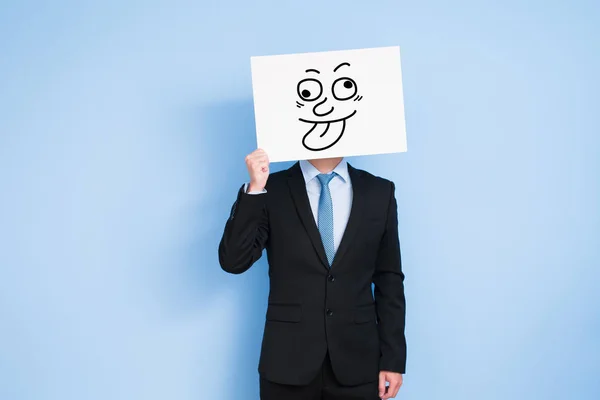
[{"xmin": 300, "ymin": 111, "xmax": 357, "ymax": 152}]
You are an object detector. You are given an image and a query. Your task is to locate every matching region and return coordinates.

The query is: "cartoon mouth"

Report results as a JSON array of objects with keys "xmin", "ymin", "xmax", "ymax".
[{"xmin": 299, "ymin": 110, "xmax": 357, "ymax": 151}]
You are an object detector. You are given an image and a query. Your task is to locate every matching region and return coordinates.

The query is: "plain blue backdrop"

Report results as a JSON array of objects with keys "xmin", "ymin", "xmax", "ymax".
[{"xmin": 1, "ymin": 1, "xmax": 599, "ymax": 399}]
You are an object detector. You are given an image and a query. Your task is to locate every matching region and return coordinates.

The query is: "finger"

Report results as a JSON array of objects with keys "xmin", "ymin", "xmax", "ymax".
[
  {"xmin": 378, "ymin": 373, "xmax": 387, "ymax": 398},
  {"xmin": 257, "ymin": 160, "xmax": 269, "ymax": 168},
  {"xmin": 249, "ymin": 155, "xmax": 269, "ymax": 165},
  {"xmin": 249, "ymin": 158, "xmax": 268, "ymax": 168},
  {"xmin": 383, "ymin": 388, "xmax": 393, "ymax": 399},
  {"xmin": 382, "ymin": 381, "xmax": 398, "ymax": 400},
  {"xmin": 246, "ymin": 150, "xmax": 266, "ymax": 160},
  {"xmin": 246, "ymin": 154, "xmax": 264, "ymax": 163},
  {"xmin": 252, "ymin": 160, "xmax": 269, "ymax": 170},
  {"xmin": 251, "ymin": 149, "xmax": 267, "ymax": 157}
]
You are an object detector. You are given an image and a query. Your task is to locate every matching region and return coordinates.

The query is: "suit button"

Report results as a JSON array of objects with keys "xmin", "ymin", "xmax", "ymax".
[
  {"xmin": 327, "ymin": 274, "xmax": 335, "ymax": 282},
  {"xmin": 326, "ymin": 309, "xmax": 334, "ymax": 317}
]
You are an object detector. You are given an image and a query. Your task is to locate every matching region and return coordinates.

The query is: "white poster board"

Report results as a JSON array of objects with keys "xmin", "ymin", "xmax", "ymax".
[{"xmin": 250, "ymin": 46, "xmax": 407, "ymax": 163}]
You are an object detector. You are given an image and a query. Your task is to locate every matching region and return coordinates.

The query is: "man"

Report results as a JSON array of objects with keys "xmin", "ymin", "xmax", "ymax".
[{"xmin": 218, "ymin": 148, "xmax": 406, "ymax": 399}]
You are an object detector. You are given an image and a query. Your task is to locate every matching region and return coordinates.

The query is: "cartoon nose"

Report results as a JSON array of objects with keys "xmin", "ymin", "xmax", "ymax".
[{"xmin": 312, "ymin": 97, "xmax": 334, "ymax": 117}]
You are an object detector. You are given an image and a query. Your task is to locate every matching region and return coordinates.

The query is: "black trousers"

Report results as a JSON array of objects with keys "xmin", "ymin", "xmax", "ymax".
[{"xmin": 260, "ymin": 352, "xmax": 380, "ymax": 400}]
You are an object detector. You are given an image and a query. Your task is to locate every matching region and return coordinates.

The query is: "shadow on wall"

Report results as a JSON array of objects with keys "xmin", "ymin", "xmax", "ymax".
[
  {"xmin": 164, "ymin": 99, "xmax": 293, "ymax": 398},
  {"xmin": 176, "ymin": 99, "xmax": 265, "ymax": 303}
]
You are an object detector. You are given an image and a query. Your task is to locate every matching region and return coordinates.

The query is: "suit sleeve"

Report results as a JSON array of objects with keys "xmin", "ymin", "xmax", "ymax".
[
  {"xmin": 218, "ymin": 184, "xmax": 269, "ymax": 274},
  {"xmin": 373, "ymin": 181, "xmax": 407, "ymax": 373}
]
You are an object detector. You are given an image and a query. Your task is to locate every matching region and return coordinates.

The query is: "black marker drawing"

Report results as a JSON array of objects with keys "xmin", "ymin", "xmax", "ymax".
[{"xmin": 297, "ymin": 62, "xmax": 362, "ymax": 151}]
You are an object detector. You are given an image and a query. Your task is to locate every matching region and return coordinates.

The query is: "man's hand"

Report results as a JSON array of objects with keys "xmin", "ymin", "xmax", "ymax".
[
  {"xmin": 245, "ymin": 148, "xmax": 269, "ymax": 192},
  {"xmin": 379, "ymin": 371, "xmax": 403, "ymax": 399}
]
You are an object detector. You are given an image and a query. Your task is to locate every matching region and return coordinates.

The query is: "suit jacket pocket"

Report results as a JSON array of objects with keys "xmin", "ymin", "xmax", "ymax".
[
  {"xmin": 266, "ymin": 303, "xmax": 302, "ymax": 323},
  {"xmin": 354, "ymin": 303, "xmax": 376, "ymax": 324}
]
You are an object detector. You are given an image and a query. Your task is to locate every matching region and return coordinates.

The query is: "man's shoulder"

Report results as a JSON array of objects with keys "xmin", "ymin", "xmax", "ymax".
[
  {"xmin": 262, "ymin": 162, "xmax": 296, "ymax": 191},
  {"xmin": 269, "ymin": 168, "xmax": 290, "ymax": 180},
  {"xmin": 267, "ymin": 166, "xmax": 293, "ymax": 182},
  {"xmin": 350, "ymin": 164, "xmax": 395, "ymax": 189}
]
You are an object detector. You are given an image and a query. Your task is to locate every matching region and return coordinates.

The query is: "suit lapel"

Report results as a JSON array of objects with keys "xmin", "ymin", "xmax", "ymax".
[
  {"xmin": 330, "ymin": 163, "xmax": 366, "ymax": 270},
  {"xmin": 287, "ymin": 162, "xmax": 330, "ymax": 270},
  {"xmin": 286, "ymin": 161, "xmax": 367, "ymax": 271}
]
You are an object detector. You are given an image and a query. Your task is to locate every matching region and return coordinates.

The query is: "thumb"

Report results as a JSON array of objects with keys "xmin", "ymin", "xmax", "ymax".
[{"xmin": 378, "ymin": 372, "xmax": 386, "ymax": 398}]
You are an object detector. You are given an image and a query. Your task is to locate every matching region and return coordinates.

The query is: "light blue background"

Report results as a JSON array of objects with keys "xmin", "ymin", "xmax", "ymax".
[{"xmin": 1, "ymin": 1, "xmax": 599, "ymax": 399}]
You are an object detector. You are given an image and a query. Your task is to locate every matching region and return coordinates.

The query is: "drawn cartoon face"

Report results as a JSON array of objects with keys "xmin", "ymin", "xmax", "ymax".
[{"xmin": 296, "ymin": 62, "xmax": 363, "ymax": 151}]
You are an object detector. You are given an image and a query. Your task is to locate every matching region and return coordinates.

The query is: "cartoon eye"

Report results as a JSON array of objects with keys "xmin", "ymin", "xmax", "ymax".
[
  {"xmin": 332, "ymin": 77, "xmax": 357, "ymax": 101},
  {"xmin": 297, "ymin": 78, "xmax": 323, "ymax": 102}
]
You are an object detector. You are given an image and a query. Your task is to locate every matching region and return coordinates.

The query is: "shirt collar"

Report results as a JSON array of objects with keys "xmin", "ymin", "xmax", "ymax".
[{"xmin": 299, "ymin": 159, "xmax": 349, "ymax": 185}]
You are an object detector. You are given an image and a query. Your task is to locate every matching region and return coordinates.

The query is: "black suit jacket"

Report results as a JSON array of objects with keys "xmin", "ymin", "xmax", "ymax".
[{"xmin": 218, "ymin": 161, "xmax": 406, "ymax": 386}]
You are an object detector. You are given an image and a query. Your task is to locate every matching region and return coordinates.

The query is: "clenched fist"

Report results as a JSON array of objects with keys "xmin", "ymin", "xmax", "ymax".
[{"xmin": 245, "ymin": 148, "xmax": 269, "ymax": 192}]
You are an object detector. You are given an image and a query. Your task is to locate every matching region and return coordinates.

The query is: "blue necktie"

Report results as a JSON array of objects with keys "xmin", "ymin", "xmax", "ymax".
[{"xmin": 317, "ymin": 173, "xmax": 336, "ymax": 266}]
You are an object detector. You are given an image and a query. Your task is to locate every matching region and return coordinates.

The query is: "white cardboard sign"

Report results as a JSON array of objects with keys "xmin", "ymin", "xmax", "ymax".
[{"xmin": 250, "ymin": 46, "xmax": 407, "ymax": 163}]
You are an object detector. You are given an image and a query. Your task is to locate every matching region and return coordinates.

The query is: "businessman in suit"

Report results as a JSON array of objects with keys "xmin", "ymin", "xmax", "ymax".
[{"xmin": 218, "ymin": 148, "xmax": 406, "ymax": 399}]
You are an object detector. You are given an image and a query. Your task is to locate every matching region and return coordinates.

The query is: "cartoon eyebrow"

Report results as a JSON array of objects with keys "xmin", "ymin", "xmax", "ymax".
[
  {"xmin": 333, "ymin": 62, "xmax": 350, "ymax": 72},
  {"xmin": 305, "ymin": 68, "xmax": 320, "ymax": 74}
]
